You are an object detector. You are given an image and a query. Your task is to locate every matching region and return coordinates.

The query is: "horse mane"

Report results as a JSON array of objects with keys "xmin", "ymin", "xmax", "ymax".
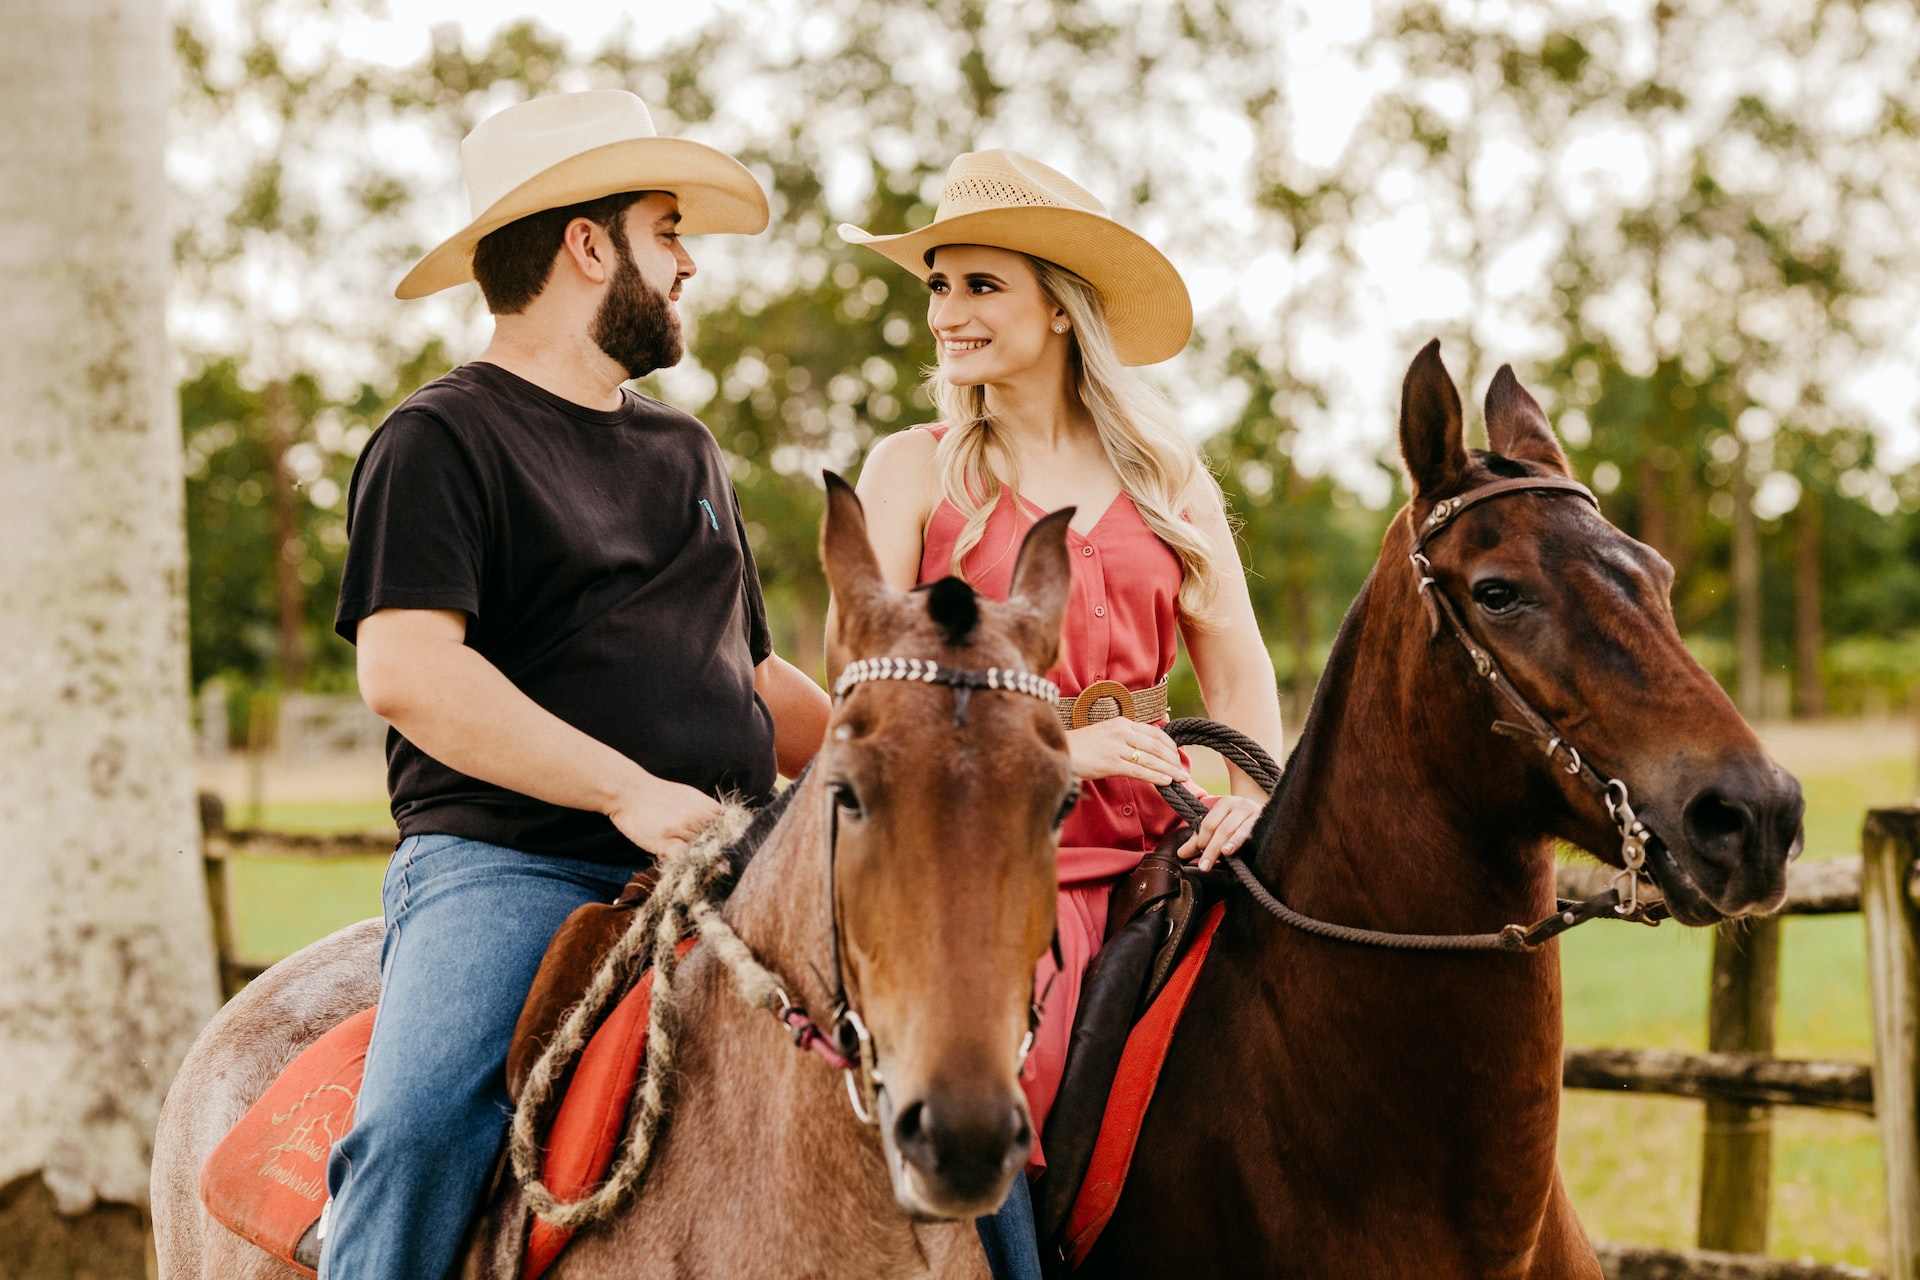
[
  {"xmin": 1241, "ymin": 566, "xmax": 1379, "ymax": 883},
  {"xmin": 723, "ymin": 761, "xmax": 813, "ymax": 884}
]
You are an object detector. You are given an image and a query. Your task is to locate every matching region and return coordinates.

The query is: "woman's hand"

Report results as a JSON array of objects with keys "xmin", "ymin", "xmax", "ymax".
[
  {"xmin": 1066, "ymin": 718, "xmax": 1189, "ymax": 787},
  {"xmin": 1177, "ymin": 794, "xmax": 1263, "ymax": 871}
]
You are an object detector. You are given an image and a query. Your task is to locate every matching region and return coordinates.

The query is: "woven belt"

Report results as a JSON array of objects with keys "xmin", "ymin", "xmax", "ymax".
[{"xmin": 1055, "ymin": 678, "xmax": 1171, "ymax": 730}]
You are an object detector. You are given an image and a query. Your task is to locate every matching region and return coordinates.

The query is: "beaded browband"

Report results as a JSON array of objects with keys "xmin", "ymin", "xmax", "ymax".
[{"xmin": 833, "ymin": 657, "xmax": 1059, "ymax": 725}]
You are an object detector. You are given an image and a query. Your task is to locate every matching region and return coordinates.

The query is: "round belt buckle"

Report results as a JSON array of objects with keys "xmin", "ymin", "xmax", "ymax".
[{"xmin": 1068, "ymin": 679, "xmax": 1136, "ymax": 729}]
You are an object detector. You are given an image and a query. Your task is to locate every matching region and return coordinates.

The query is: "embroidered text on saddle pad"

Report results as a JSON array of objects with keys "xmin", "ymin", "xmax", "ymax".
[
  {"xmin": 1061, "ymin": 900, "xmax": 1225, "ymax": 1267},
  {"xmin": 200, "ymin": 1005, "xmax": 376, "ymax": 1277}
]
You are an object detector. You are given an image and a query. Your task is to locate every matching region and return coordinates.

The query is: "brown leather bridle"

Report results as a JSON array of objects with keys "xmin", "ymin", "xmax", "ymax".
[
  {"xmin": 1160, "ymin": 474, "xmax": 1671, "ymax": 953},
  {"xmin": 1407, "ymin": 475, "xmax": 1658, "ymax": 916},
  {"xmin": 819, "ymin": 657, "xmax": 1063, "ymax": 1121}
]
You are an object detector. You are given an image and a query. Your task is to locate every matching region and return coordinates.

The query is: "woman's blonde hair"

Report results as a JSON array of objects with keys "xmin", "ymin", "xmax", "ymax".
[{"xmin": 926, "ymin": 254, "xmax": 1227, "ymax": 623}]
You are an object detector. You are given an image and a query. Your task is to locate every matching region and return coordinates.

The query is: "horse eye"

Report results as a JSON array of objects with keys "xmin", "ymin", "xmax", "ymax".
[
  {"xmin": 830, "ymin": 781, "xmax": 863, "ymax": 818},
  {"xmin": 1473, "ymin": 581, "xmax": 1522, "ymax": 615},
  {"xmin": 1055, "ymin": 784, "xmax": 1081, "ymax": 828}
]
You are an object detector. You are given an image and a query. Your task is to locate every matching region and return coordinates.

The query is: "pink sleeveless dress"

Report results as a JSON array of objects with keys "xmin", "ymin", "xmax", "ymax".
[{"xmin": 913, "ymin": 425, "xmax": 1205, "ymax": 1168}]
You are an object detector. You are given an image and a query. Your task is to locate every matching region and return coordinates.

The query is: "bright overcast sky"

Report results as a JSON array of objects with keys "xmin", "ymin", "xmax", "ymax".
[
  {"xmin": 338, "ymin": 0, "xmax": 719, "ymax": 61},
  {"xmin": 182, "ymin": 0, "xmax": 1920, "ymax": 486}
]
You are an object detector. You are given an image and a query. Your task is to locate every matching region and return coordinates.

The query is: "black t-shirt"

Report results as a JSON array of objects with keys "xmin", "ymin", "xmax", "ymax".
[{"xmin": 335, "ymin": 361, "xmax": 777, "ymax": 863}]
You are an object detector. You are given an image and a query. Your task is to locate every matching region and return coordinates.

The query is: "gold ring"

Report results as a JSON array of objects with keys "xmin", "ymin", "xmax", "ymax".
[{"xmin": 1129, "ymin": 749, "xmax": 1141, "ymax": 766}]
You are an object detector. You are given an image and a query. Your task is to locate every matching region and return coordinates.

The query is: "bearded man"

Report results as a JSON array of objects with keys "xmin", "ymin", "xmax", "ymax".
[{"xmin": 325, "ymin": 91, "xmax": 830, "ymax": 1278}]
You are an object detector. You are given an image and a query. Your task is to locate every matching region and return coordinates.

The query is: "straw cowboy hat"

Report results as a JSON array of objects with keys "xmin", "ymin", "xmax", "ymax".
[
  {"xmin": 396, "ymin": 90, "xmax": 769, "ymax": 300},
  {"xmin": 838, "ymin": 150, "xmax": 1192, "ymax": 365}
]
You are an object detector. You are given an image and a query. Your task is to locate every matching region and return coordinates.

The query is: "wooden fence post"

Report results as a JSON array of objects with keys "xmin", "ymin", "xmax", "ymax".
[
  {"xmin": 1697, "ymin": 917, "xmax": 1781, "ymax": 1252},
  {"xmin": 196, "ymin": 791, "xmax": 248, "ymax": 1000},
  {"xmin": 1865, "ymin": 807, "xmax": 1920, "ymax": 1280}
]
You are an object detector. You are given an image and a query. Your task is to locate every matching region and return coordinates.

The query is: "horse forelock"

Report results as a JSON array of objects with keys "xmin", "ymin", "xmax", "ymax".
[{"xmin": 916, "ymin": 575, "xmax": 981, "ymax": 647}]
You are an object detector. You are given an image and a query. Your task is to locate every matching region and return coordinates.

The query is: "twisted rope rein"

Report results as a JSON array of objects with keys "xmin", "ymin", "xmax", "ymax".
[{"xmin": 508, "ymin": 802, "xmax": 813, "ymax": 1229}]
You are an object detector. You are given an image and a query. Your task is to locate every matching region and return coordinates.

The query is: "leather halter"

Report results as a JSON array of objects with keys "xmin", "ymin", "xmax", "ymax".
[
  {"xmin": 816, "ymin": 658, "xmax": 1062, "ymax": 1121},
  {"xmin": 1155, "ymin": 474, "xmax": 1670, "ymax": 954},
  {"xmin": 1406, "ymin": 474, "xmax": 1660, "ymax": 922}
]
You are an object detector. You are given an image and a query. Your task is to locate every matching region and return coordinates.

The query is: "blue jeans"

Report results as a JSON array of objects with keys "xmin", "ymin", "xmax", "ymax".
[
  {"xmin": 319, "ymin": 834, "xmax": 639, "ymax": 1280},
  {"xmin": 978, "ymin": 1174, "xmax": 1045, "ymax": 1280}
]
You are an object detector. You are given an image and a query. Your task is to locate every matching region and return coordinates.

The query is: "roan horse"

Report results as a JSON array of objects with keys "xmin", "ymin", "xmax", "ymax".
[
  {"xmin": 1076, "ymin": 342, "xmax": 1804, "ymax": 1278},
  {"xmin": 153, "ymin": 476, "xmax": 1079, "ymax": 1278}
]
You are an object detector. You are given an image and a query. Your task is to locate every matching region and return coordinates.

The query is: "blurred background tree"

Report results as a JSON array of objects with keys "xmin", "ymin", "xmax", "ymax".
[
  {"xmin": 1, "ymin": 3, "xmax": 219, "ymax": 1269},
  {"xmin": 169, "ymin": 0, "xmax": 1920, "ymax": 739}
]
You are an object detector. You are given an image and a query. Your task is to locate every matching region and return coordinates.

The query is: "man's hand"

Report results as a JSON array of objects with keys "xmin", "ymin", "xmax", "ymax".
[
  {"xmin": 606, "ymin": 771, "xmax": 724, "ymax": 860},
  {"xmin": 357, "ymin": 608, "xmax": 728, "ymax": 845}
]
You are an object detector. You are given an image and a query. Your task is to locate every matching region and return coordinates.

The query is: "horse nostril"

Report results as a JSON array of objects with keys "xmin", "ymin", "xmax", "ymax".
[
  {"xmin": 893, "ymin": 1100, "xmax": 935, "ymax": 1172},
  {"xmin": 1010, "ymin": 1106, "xmax": 1033, "ymax": 1155},
  {"xmin": 893, "ymin": 1095, "xmax": 1031, "ymax": 1186},
  {"xmin": 1683, "ymin": 788, "xmax": 1752, "ymax": 866}
]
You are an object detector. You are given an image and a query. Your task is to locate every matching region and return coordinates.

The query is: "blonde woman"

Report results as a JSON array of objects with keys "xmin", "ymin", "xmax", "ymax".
[{"xmin": 834, "ymin": 151, "xmax": 1283, "ymax": 1270}]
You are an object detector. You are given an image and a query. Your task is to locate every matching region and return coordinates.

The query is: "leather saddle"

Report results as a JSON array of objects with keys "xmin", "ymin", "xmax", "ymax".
[
  {"xmin": 506, "ymin": 866, "xmax": 659, "ymax": 1104},
  {"xmin": 1030, "ymin": 828, "xmax": 1211, "ymax": 1256},
  {"xmin": 507, "ymin": 824, "xmax": 1205, "ymax": 1270}
]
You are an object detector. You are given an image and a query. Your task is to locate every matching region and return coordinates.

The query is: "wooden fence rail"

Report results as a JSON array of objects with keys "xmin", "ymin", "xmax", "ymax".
[
  {"xmin": 197, "ymin": 799, "xmax": 1918, "ymax": 1278},
  {"xmin": 198, "ymin": 795, "xmax": 396, "ymax": 996},
  {"xmin": 1553, "ymin": 858, "xmax": 1865, "ymax": 916},
  {"xmin": 1596, "ymin": 1244, "xmax": 1878, "ymax": 1280},
  {"xmin": 1563, "ymin": 1047, "xmax": 1873, "ymax": 1115}
]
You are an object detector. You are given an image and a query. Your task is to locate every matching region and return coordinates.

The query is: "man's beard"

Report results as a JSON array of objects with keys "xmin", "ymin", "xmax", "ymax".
[{"xmin": 591, "ymin": 234, "xmax": 683, "ymax": 378}]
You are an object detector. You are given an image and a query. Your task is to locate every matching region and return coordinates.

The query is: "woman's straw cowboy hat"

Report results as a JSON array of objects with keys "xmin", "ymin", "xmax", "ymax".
[
  {"xmin": 838, "ymin": 150, "xmax": 1192, "ymax": 365},
  {"xmin": 396, "ymin": 90, "xmax": 769, "ymax": 300}
]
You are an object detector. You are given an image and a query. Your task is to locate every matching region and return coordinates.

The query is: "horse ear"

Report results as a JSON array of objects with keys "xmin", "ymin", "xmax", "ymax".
[
  {"xmin": 1399, "ymin": 339, "xmax": 1468, "ymax": 499},
  {"xmin": 1004, "ymin": 507, "xmax": 1075, "ymax": 672},
  {"xmin": 821, "ymin": 471, "xmax": 888, "ymax": 648},
  {"xmin": 1484, "ymin": 365, "xmax": 1571, "ymax": 475}
]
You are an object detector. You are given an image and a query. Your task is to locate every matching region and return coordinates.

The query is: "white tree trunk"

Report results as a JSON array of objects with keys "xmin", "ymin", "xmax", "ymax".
[{"xmin": 0, "ymin": 0, "xmax": 220, "ymax": 1214}]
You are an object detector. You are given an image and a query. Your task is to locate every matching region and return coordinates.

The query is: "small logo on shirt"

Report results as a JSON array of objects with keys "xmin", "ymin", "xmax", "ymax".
[{"xmin": 698, "ymin": 498, "xmax": 718, "ymax": 531}]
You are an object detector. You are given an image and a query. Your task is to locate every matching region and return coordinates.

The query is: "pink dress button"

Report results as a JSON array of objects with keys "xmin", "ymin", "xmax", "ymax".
[
  {"xmin": 1094, "ymin": 605, "xmax": 1106, "ymax": 617},
  {"xmin": 1081, "ymin": 545, "xmax": 1094, "ymax": 557}
]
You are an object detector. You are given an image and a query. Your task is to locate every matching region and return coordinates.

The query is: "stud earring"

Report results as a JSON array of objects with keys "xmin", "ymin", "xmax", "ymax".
[{"xmin": 1052, "ymin": 321, "xmax": 1068, "ymax": 334}]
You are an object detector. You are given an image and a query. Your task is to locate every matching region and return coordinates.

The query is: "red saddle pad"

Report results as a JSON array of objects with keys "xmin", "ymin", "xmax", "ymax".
[
  {"xmin": 199, "ymin": 1005, "xmax": 375, "ymax": 1276},
  {"xmin": 1061, "ymin": 900, "xmax": 1225, "ymax": 1267},
  {"xmin": 199, "ymin": 950, "xmax": 684, "ymax": 1280},
  {"xmin": 521, "ymin": 952, "xmax": 675, "ymax": 1280}
]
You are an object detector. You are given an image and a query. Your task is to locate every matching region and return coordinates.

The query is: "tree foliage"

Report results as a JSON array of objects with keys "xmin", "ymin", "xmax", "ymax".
[{"xmin": 172, "ymin": 0, "xmax": 1920, "ymax": 718}]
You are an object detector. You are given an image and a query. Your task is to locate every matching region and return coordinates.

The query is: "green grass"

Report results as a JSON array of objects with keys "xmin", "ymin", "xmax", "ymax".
[
  {"xmin": 226, "ymin": 853, "xmax": 389, "ymax": 966},
  {"xmin": 1800, "ymin": 753, "xmax": 1914, "ymax": 862},
  {"xmin": 222, "ymin": 739, "xmax": 1906, "ymax": 1267},
  {"xmin": 1559, "ymin": 913, "xmax": 1869, "ymax": 1058},
  {"xmin": 217, "ymin": 797, "xmax": 396, "ymax": 965},
  {"xmin": 240, "ymin": 798, "xmax": 395, "ymax": 834},
  {"xmin": 1559, "ymin": 1096, "xmax": 1884, "ymax": 1267}
]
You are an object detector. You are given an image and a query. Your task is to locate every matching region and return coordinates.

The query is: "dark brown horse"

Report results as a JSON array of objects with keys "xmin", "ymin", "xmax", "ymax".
[{"xmin": 1079, "ymin": 343, "xmax": 1802, "ymax": 1278}]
